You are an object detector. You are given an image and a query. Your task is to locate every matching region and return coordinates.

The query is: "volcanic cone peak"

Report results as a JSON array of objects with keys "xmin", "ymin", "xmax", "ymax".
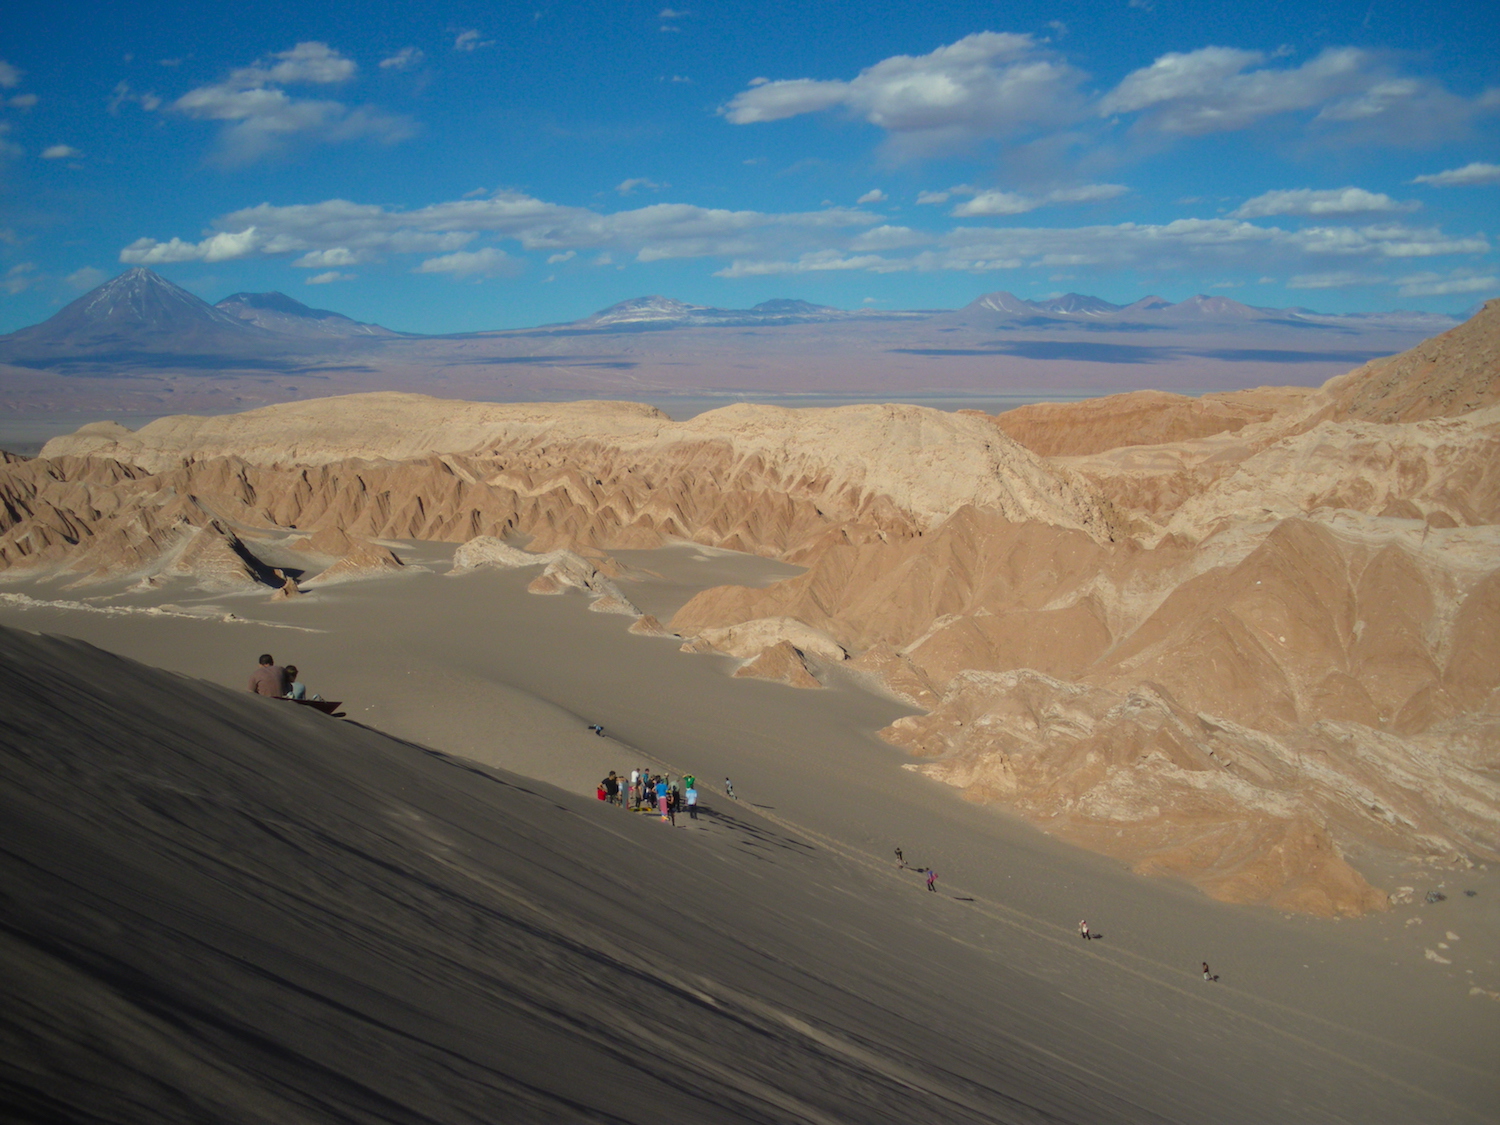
[
  {"xmin": 15, "ymin": 267, "xmax": 258, "ymax": 344},
  {"xmin": 586, "ymin": 296, "xmax": 709, "ymax": 324}
]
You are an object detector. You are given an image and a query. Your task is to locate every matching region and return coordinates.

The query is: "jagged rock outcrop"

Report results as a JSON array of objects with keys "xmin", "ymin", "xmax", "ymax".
[
  {"xmin": 628, "ymin": 614, "xmax": 674, "ymax": 637},
  {"xmin": 271, "ymin": 569, "xmax": 301, "ymax": 599},
  {"xmin": 301, "ymin": 540, "xmax": 404, "ymax": 587},
  {"xmin": 451, "ymin": 536, "xmax": 639, "ymax": 614},
  {"xmin": 733, "ymin": 641, "xmax": 823, "ymax": 690}
]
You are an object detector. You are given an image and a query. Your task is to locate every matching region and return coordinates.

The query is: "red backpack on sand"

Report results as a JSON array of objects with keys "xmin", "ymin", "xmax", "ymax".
[{"xmin": 596, "ymin": 786, "xmax": 607, "ymax": 801}]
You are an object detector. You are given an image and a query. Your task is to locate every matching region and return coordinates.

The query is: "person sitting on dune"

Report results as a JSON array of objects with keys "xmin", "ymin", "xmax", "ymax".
[
  {"xmin": 284, "ymin": 665, "xmax": 307, "ymax": 701},
  {"xmin": 249, "ymin": 654, "xmax": 289, "ymax": 697}
]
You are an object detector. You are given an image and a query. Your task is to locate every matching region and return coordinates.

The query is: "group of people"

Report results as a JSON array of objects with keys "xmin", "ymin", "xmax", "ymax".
[
  {"xmin": 597, "ymin": 769, "xmax": 700, "ymax": 825},
  {"xmin": 248, "ymin": 653, "xmax": 319, "ymax": 702}
]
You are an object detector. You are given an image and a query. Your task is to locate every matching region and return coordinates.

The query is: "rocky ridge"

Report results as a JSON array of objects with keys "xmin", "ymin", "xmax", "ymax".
[{"xmin": 2, "ymin": 304, "xmax": 1497, "ymax": 914}]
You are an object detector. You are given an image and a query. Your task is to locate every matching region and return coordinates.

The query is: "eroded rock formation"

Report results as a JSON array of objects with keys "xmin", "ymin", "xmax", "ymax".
[{"xmin": 2, "ymin": 300, "xmax": 1496, "ymax": 914}]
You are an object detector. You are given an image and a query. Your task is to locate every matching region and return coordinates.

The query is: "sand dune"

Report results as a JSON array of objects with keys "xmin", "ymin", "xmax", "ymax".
[{"xmin": 3, "ymin": 611, "xmax": 1496, "ymax": 1123}]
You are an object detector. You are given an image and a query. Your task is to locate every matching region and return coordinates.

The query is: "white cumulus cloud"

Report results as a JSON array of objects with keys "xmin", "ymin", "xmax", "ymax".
[
  {"xmin": 856, "ymin": 189, "xmax": 887, "ymax": 204},
  {"xmin": 1287, "ymin": 271, "xmax": 1386, "ymax": 289},
  {"xmin": 1413, "ymin": 162, "xmax": 1500, "ymax": 187},
  {"xmin": 849, "ymin": 225, "xmax": 930, "ymax": 251},
  {"xmin": 413, "ymin": 247, "xmax": 515, "ymax": 276},
  {"xmin": 172, "ymin": 43, "xmax": 413, "ymax": 163},
  {"xmin": 722, "ymin": 33, "xmax": 1088, "ymax": 156},
  {"xmin": 306, "ymin": 271, "xmax": 355, "ymax": 284},
  {"xmin": 379, "ymin": 47, "xmax": 425, "ymax": 71},
  {"xmin": 714, "ymin": 250, "xmax": 904, "ymax": 277},
  {"xmin": 1100, "ymin": 47, "xmax": 1371, "ymax": 133},
  {"xmin": 1395, "ymin": 271, "xmax": 1498, "ymax": 297},
  {"xmin": 1100, "ymin": 45, "xmax": 1495, "ymax": 142},
  {"xmin": 116, "ymin": 186, "xmax": 1489, "ymax": 288},
  {"xmin": 453, "ymin": 30, "xmax": 495, "ymax": 52},
  {"xmin": 952, "ymin": 183, "xmax": 1125, "ymax": 216},
  {"xmin": 1232, "ymin": 187, "xmax": 1419, "ymax": 218},
  {"xmin": 119, "ymin": 228, "xmax": 261, "ymax": 264},
  {"xmin": 41, "ymin": 144, "xmax": 81, "ymax": 160},
  {"xmin": 293, "ymin": 247, "xmax": 363, "ymax": 268}
]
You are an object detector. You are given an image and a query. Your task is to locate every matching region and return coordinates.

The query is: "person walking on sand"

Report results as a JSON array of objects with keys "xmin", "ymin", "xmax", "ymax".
[
  {"xmin": 248, "ymin": 653, "xmax": 289, "ymax": 697},
  {"xmin": 725, "ymin": 777, "xmax": 736, "ymax": 800},
  {"xmin": 1202, "ymin": 962, "xmax": 1217, "ymax": 982},
  {"xmin": 686, "ymin": 784, "xmax": 698, "ymax": 820},
  {"xmin": 656, "ymin": 776, "xmax": 670, "ymax": 821},
  {"xmin": 667, "ymin": 786, "xmax": 678, "ymax": 826},
  {"xmin": 1079, "ymin": 919, "xmax": 1091, "ymax": 941},
  {"xmin": 925, "ymin": 868, "xmax": 937, "ymax": 893},
  {"xmin": 894, "ymin": 847, "xmax": 904, "ymax": 868}
]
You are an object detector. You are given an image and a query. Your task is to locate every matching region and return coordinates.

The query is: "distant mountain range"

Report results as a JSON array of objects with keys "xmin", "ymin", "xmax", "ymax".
[
  {"xmin": 0, "ymin": 269, "xmax": 1470, "ymax": 407},
  {"xmin": 548, "ymin": 295, "xmax": 933, "ymax": 332},
  {"xmin": 933, "ymin": 290, "xmax": 1457, "ymax": 334}
]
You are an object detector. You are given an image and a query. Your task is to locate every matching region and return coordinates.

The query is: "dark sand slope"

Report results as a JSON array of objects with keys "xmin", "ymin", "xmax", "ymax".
[{"xmin": 0, "ymin": 626, "xmax": 1493, "ymax": 1124}]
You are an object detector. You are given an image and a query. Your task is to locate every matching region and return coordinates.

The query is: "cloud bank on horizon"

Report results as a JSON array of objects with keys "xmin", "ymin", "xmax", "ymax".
[{"xmin": 0, "ymin": 0, "xmax": 1496, "ymax": 333}]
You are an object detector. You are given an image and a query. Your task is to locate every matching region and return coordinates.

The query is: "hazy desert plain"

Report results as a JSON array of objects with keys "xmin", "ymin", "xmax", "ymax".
[{"xmin": 2, "ymin": 298, "xmax": 1499, "ymax": 1122}]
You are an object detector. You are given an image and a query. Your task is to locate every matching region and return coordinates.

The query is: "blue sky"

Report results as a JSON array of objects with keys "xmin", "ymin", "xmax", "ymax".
[{"xmin": 1, "ymin": 0, "xmax": 1497, "ymax": 333}]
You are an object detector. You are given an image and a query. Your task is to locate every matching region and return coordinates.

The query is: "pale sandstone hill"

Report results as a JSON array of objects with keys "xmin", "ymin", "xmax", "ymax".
[
  {"xmin": 1321, "ymin": 298, "xmax": 1500, "ymax": 423},
  {"xmin": 991, "ymin": 302, "xmax": 1498, "ymax": 465},
  {"xmin": 39, "ymin": 398, "xmax": 673, "ymax": 473},
  {"xmin": 1047, "ymin": 303, "xmax": 1500, "ymax": 539},
  {"xmin": 989, "ymin": 387, "xmax": 1310, "ymax": 458},
  {"xmin": 40, "ymin": 396, "xmax": 1119, "ymax": 549},
  {"xmin": 12, "ymin": 398, "xmax": 1115, "ymax": 594}
]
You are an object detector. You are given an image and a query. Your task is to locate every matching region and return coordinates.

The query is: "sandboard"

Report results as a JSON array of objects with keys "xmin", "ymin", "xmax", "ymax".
[{"xmin": 278, "ymin": 697, "xmax": 343, "ymax": 715}]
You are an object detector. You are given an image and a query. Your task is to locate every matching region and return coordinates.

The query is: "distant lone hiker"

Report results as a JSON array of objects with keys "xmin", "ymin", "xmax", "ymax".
[
  {"xmin": 249, "ymin": 654, "xmax": 289, "ymax": 697},
  {"xmin": 725, "ymin": 777, "xmax": 736, "ymax": 800},
  {"xmin": 894, "ymin": 847, "xmax": 904, "ymax": 868},
  {"xmin": 1202, "ymin": 962, "xmax": 1218, "ymax": 982},
  {"xmin": 925, "ymin": 868, "xmax": 937, "ymax": 893},
  {"xmin": 1079, "ymin": 919, "xmax": 1091, "ymax": 941}
]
